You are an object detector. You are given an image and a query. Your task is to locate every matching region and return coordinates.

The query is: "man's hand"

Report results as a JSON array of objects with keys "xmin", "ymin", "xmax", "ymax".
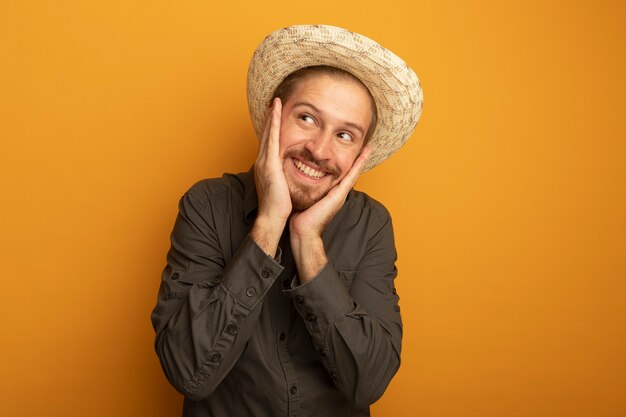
[
  {"xmin": 251, "ymin": 98, "xmax": 291, "ymax": 257},
  {"xmin": 290, "ymin": 146, "xmax": 372, "ymax": 282}
]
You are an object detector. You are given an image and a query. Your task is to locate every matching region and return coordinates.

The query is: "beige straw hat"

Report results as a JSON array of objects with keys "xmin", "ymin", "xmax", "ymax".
[{"xmin": 246, "ymin": 24, "xmax": 423, "ymax": 171}]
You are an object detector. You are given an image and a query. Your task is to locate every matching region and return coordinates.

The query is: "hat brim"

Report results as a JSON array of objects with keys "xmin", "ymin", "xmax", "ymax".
[{"xmin": 246, "ymin": 25, "xmax": 423, "ymax": 172}]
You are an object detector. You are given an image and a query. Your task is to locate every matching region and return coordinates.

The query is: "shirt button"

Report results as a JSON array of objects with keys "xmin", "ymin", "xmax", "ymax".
[
  {"xmin": 283, "ymin": 279, "xmax": 291, "ymax": 289},
  {"xmin": 209, "ymin": 352, "xmax": 221, "ymax": 363},
  {"xmin": 306, "ymin": 314, "xmax": 316, "ymax": 322},
  {"xmin": 171, "ymin": 272, "xmax": 180, "ymax": 280},
  {"xmin": 279, "ymin": 332, "xmax": 286, "ymax": 341},
  {"xmin": 261, "ymin": 268, "xmax": 271, "ymax": 279},
  {"xmin": 226, "ymin": 323, "xmax": 238, "ymax": 336},
  {"xmin": 294, "ymin": 295, "xmax": 304, "ymax": 304},
  {"xmin": 246, "ymin": 287, "xmax": 256, "ymax": 297},
  {"xmin": 290, "ymin": 385, "xmax": 297, "ymax": 395},
  {"xmin": 330, "ymin": 372, "xmax": 338, "ymax": 380}
]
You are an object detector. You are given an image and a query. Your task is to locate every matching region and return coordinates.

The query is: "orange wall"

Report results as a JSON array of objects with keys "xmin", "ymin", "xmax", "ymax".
[{"xmin": 1, "ymin": 1, "xmax": 625, "ymax": 416}]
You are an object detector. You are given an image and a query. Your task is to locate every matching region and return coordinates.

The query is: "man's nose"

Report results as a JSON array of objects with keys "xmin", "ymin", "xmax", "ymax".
[{"xmin": 304, "ymin": 130, "xmax": 333, "ymax": 161}]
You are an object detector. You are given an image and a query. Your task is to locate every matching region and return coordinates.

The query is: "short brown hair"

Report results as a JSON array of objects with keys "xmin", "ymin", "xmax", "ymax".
[{"xmin": 271, "ymin": 66, "xmax": 378, "ymax": 143}]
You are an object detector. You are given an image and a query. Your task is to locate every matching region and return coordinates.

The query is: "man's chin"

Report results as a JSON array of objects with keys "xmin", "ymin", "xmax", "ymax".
[
  {"xmin": 285, "ymin": 170, "xmax": 337, "ymax": 211},
  {"xmin": 289, "ymin": 187, "xmax": 327, "ymax": 211},
  {"xmin": 290, "ymin": 193, "xmax": 319, "ymax": 211}
]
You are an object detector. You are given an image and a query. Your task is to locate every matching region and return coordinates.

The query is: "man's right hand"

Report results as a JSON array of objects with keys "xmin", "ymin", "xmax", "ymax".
[{"xmin": 250, "ymin": 98, "xmax": 291, "ymax": 257}]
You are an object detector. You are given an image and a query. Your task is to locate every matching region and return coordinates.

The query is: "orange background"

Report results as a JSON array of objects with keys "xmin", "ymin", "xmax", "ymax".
[{"xmin": 1, "ymin": 0, "xmax": 625, "ymax": 416}]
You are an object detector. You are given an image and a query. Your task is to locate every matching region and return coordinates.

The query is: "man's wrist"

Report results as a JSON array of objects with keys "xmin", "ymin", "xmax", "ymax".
[
  {"xmin": 291, "ymin": 235, "xmax": 327, "ymax": 283},
  {"xmin": 250, "ymin": 215, "xmax": 286, "ymax": 258}
]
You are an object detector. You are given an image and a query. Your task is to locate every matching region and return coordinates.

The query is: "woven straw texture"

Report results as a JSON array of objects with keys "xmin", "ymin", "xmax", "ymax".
[{"xmin": 246, "ymin": 25, "xmax": 423, "ymax": 171}]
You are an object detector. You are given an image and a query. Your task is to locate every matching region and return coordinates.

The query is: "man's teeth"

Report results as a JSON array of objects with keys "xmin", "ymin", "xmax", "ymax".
[{"xmin": 293, "ymin": 159, "xmax": 326, "ymax": 179}]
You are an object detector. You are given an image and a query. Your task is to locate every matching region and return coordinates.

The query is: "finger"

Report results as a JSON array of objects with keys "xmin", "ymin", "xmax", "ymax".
[
  {"xmin": 257, "ymin": 101, "xmax": 275, "ymax": 160},
  {"xmin": 266, "ymin": 98, "xmax": 282, "ymax": 158},
  {"xmin": 356, "ymin": 145, "xmax": 372, "ymax": 170},
  {"xmin": 336, "ymin": 145, "xmax": 372, "ymax": 193},
  {"xmin": 322, "ymin": 146, "xmax": 371, "ymax": 208}
]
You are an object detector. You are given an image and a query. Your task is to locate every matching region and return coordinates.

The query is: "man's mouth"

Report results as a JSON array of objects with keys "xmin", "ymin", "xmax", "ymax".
[{"xmin": 292, "ymin": 158, "xmax": 327, "ymax": 179}]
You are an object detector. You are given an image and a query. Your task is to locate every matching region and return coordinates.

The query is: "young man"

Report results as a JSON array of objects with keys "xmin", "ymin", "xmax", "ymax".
[{"xmin": 151, "ymin": 25, "xmax": 423, "ymax": 417}]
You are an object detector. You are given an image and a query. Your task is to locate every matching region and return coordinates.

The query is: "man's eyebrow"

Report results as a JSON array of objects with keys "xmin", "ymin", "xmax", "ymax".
[{"xmin": 292, "ymin": 102, "xmax": 366, "ymax": 136}]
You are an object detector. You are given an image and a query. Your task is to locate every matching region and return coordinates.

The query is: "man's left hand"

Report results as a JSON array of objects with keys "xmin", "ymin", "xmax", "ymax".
[{"xmin": 290, "ymin": 146, "xmax": 372, "ymax": 282}]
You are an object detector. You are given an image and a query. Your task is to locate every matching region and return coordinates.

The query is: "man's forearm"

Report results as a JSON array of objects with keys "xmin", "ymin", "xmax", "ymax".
[
  {"xmin": 284, "ymin": 260, "xmax": 401, "ymax": 408},
  {"xmin": 155, "ymin": 275, "xmax": 264, "ymax": 401},
  {"xmin": 152, "ymin": 190, "xmax": 285, "ymax": 401},
  {"xmin": 285, "ymin": 202, "xmax": 402, "ymax": 407}
]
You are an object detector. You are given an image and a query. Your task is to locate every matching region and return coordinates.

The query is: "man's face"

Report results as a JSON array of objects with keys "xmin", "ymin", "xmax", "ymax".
[{"xmin": 278, "ymin": 73, "xmax": 373, "ymax": 210}]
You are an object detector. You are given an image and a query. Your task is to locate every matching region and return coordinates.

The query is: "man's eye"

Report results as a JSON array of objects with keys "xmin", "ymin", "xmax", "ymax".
[
  {"xmin": 338, "ymin": 132, "xmax": 353, "ymax": 141},
  {"xmin": 300, "ymin": 114, "xmax": 315, "ymax": 124}
]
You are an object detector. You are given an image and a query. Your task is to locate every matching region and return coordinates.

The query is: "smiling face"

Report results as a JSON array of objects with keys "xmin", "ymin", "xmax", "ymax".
[{"xmin": 277, "ymin": 72, "xmax": 374, "ymax": 210}]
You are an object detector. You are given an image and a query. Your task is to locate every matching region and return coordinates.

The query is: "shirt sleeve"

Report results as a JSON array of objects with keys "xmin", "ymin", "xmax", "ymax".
[
  {"xmin": 284, "ymin": 204, "xmax": 402, "ymax": 409},
  {"xmin": 150, "ymin": 188, "xmax": 283, "ymax": 401}
]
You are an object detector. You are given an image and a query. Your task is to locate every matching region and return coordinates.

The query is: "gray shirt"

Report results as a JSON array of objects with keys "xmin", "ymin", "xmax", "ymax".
[{"xmin": 151, "ymin": 168, "xmax": 402, "ymax": 417}]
